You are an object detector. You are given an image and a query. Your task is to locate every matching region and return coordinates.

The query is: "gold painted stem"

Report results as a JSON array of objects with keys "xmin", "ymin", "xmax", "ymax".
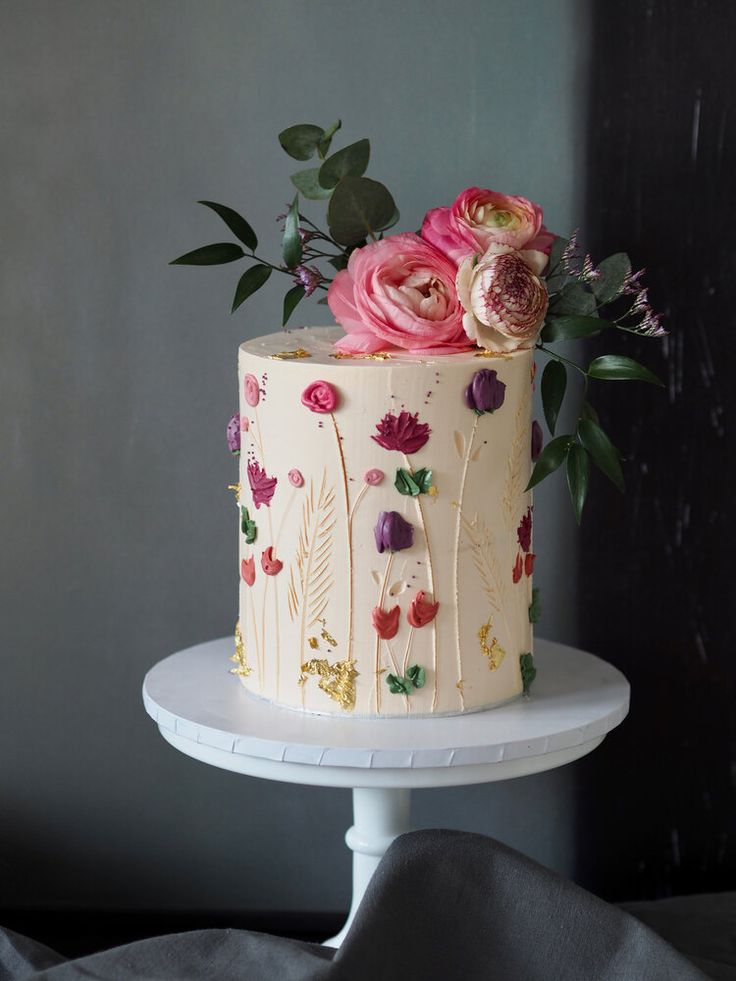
[
  {"xmin": 453, "ymin": 415, "xmax": 479, "ymax": 709},
  {"xmin": 374, "ymin": 551, "xmax": 395, "ymax": 714},
  {"xmin": 331, "ymin": 412, "xmax": 353, "ymax": 662},
  {"xmin": 386, "ymin": 641, "xmax": 410, "ymax": 713}
]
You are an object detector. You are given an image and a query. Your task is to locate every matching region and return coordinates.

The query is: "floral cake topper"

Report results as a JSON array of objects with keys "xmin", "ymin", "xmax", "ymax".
[{"xmin": 177, "ymin": 120, "xmax": 665, "ymax": 521}]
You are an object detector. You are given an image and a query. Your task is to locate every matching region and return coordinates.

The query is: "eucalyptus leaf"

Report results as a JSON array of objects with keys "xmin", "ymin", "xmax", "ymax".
[
  {"xmin": 540, "ymin": 360, "xmax": 567, "ymax": 435},
  {"xmin": 328, "ymin": 177, "xmax": 397, "ymax": 246},
  {"xmin": 318, "ymin": 138, "xmax": 370, "ymax": 189},
  {"xmin": 580, "ymin": 400, "xmax": 600, "ymax": 424},
  {"xmin": 406, "ymin": 665, "xmax": 426, "ymax": 689},
  {"xmin": 525, "ymin": 434, "xmax": 572, "ymax": 491},
  {"xmin": 283, "ymin": 285, "xmax": 306, "ymax": 326},
  {"xmin": 290, "ymin": 167, "xmax": 333, "ymax": 200},
  {"xmin": 542, "ymin": 315, "xmax": 609, "ymax": 343},
  {"xmin": 578, "ymin": 418, "xmax": 625, "ymax": 493},
  {"xmin": 566, "ymin": 442, "xmax": 590, "ymax": 524},
  {"xmin": 528, "ymin": 588, "xmax": 542, "ymax": 624},
  {"xmin": 592, "ymin": 252, "xmax": 631, "ymax": 304},
  {"xmin": 588, "ymin": 355, "xmax": 663, "ymax": 386},
  {"xmin": 395, "ymin": 468, "xmax": 420, "ymax": 496},
  {"xmin": 278, "ymin": 123, "xmax": 324, "ymax": 161},
  {"xmin": 171, "ymin": 243, "xmax": 245, "ymax": 265},
  {"xmin": 282, "ymin": 194, "xmax": 302, "ymax": 269},
  {"xmin": 548, "ymin": 282, "xmax": 597, "ymax": 317},
  {"xmin": 520, "ymin": 652, "xmax": 537, "ymax": 694},
  {"xmin": 317, "ymin": 119, "xmax": 342, "ymax": 158},
  {"xmin": 198, "ymin": 201, "xmax": 257, "ymax": 250},
  {"xmin": 231, "ymin": 264, "xmax": 272, "ymax": 313}
]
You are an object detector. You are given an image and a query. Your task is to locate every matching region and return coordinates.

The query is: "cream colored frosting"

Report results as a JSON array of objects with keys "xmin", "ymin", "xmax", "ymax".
[{"xmin": 237, "ymin": 326, "xmax": 533, "ymax": 717}]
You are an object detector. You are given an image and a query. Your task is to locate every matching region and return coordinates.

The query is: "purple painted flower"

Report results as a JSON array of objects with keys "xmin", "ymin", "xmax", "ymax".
[
  {"xmin": 517, "ymin": 506, "xmax": 533, "ymax": 553},
  {"xmin": 372, "ymin": 411, "xmax": 431, "ymax": 454},
  {"xmin": 531, "ymin": 420, "xmax": 543, "ymax": 461},
  {"xmin": 226, "ymin": 413, "xmax": 241, "ymax": 455},
  {"xmin": 247, "ymin": 461, "xmax": 277, "ymax": 509},
  {"xmin": 464, "ymin": 369, "xmax": 506, "ymax": 414},
  {"xmin": 374, "ymin": 511, "xmax": 414, "ymax": 553}
]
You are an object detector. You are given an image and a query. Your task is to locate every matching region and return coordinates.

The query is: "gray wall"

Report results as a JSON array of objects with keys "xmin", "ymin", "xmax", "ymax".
[{"xmin": 1, "ymin": 0, "xmax": 588, "ymax": 912}]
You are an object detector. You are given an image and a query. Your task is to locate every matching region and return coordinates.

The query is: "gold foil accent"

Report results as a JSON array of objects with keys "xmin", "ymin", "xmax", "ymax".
[
  {"xmin": 270, "ymin": 348, "xmax": 312, "ymax": 360},
  {"xmin": 428, "ymin": 485, "xmax": 438, "ymax": 497},
  {"xmin": 300, "ymin": 657, "xmax": 358, "ymax": 711},
  {"xmin": 456, "ymin": 680, "xmax": 464, "ymax": 691},
  {"xmin": 229, "ymin": 621, "xmax": 253, "ymax": 677},
  {"xmin": 308, "ymin": 636, "xmax": 319, "ymax": 649},
  {"xmin": 228, "ymin": 482, "xmax": 241, "ymax": 503},
  {"xmin": 478, "ymin": 618, "xmax": 505, "ymax": 671},
  {"xmin": 474, "ymin": 349, "xmax": 512, "ymax": 359},
  {"xmin": 318, "ymin": 618, "xmax": 338, "ymax": 647},
  {"xmin": 329, "ymin": 351, "xmax": 391, "ymax": 360}
]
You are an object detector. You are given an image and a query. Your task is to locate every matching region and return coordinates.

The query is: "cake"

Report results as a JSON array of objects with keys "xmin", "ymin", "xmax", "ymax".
[{"xmin": 232, "ymin": 326, "xmax": 535, "ymax": 717}]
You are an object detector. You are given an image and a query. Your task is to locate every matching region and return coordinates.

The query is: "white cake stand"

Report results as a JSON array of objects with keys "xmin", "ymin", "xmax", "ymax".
[{"xmin": 142, "ymin": 637, "xmax": 629, "ymax": 947}]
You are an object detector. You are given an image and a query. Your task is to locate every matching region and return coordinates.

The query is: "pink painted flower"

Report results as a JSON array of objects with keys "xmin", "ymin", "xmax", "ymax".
[
  {"xmin": 241, "ymin": 556, "xmax": 255, "ymax": 586},
  {"xmin": 517, "ymin": 507, "xmax": 533, "ymax": 553},
  {"xmin": 244, "ymin": 373, "xmax": 260, "ymax": 407},
  {"xmin": 372, "ymin": 604, "xmax": 401, "ymax": 640},
  {"xmin": 364, "ymin": 468, "xmax": 385, "ymax": 486},
  {"xmin": 456, "ymin": 244, "xmax": 549, "ymax": 352},
  {"xmin": 261, "ymin": 546, "xmax": 283, "ymax": 576},
  {"xmin": 226, "ymin": 413, "xmax": 240, "ymax": 455},
  {"xmin": 525, "ymin": 553, "xmax": 535, "ymax": 577},
  {"xmin": 407, "ymin": 591, "xmax": 439, "ymax": 628},
  {"xmin": 372, "ymin": 411, "xmax": 431, "ymax": 454},
  {"xmin": 421, "ymin": 186, "xmax": 553, "ymax": 264},
  {"xmin": 512, "ymin": 553, "xmax": 523, "ymax": 584},
  {"xmin": 301, "ymin": 380, "xmax": 338, "ymax": 413},
  {"xmin": 328, "ymin": 233, "xmax": 470, "ymax": 355},
  {"xmin": 288, "ymin": 468, "xmax": 304, "ymax": 488},
  {"xmin": 247, "ymin": 461, "xmax": 277, "ymax": 509},
  {"xmin": 240, "ymin": 416, "xmax": 250, "ymax": 432}
]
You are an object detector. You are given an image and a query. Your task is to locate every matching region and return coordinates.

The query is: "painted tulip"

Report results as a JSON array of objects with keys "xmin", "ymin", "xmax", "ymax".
[
  {"xmin": 241, "ymin": 557, "xmax": 255, "ymax": 586},
  {"xmin": 374, "ymin": 511, "xmax": 414, "ymax": 553},
  {"xmin": 525, "ymin": 553, "xmax": 535, "ymax": 577},
  {"xmin": 261, "ymin": 546, "xmax": 283, "ymax": 576},
  {"xmin": 464, "ymin": 369, "xmax": 506, "ymax": 414},
  {"xmin": 512, "ymin": 552, "xmax": 523, "ymax": 584},
  {"xmin": 371, "ymin": 605, "xmax": 401, "ymax": 640},
  {"xmin": 407, "ymin": 591, "xmax": 439, "ymax": 628}
]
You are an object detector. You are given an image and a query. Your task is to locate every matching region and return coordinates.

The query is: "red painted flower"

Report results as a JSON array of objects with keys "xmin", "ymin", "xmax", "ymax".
[
  {"xmin": 372, "ymin": 411, "xmax": 431, "ymax": 454},
  {"xmin": 512, "ymin": 553, "xmax": 523, "ymax": 584},
  {"xmin": 372, "ymin": 605, "xmax": 401, "ymax": 640},
  {"xmin": 407, "ymin": 591, "xmax": 439, "ymax": 628},
  {"xmin": 517, "ymin": 507, "xmax": 533, "ymax": 553},
  {"xmin": 247, "ymin": 461, "xmax": 277, "ymax": 509},
  {"xmin": 241, "ymin": 557, "xmax": 255, "ymax": 586},
  {"xmin": 525, "ymin": 553, "xmax": 535, "ymax": 577},
  {"xmin": 301, "ymin": 380, "xmax": 338, "ymax": 413},
  {"xmin": 261, "ymin": 546, "xmax": 283, "ymax": 576}
]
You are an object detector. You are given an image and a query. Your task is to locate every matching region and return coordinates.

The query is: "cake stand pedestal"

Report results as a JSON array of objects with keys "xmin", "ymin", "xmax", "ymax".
[{"xmin": 142, "ymin": 638, "xmax": 629, "ymax": 947}]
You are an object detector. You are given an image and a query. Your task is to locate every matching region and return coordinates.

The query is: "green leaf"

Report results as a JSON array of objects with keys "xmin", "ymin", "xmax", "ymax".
[
  {"xmin": 240, "ymin": 507, "xmax": 257, "ymax": 544},
  {"xmin": 540, "ymin": 360, "xmax": 567, "ymax": 435},
  {"xmin": 592, "ymin": 252, "xmax": 631, "ymax": 304},
  {"xmin": 546, "ymin": 235, "xmax": 569, "ymax": 274},
  {"xmin": 231, "ymin": 264, "xmax": 272, "ymax": 313},
  {"xmin": 282, "ymin": 285, "xmax": 306, "ymax": 326},
  {"xmin": 317, "ymin": 119, "xmax": 342, "ymax": 158},
  {"xmin": 386, "ymin": 673, "xmax": 413, "ymax": 696},
  {"xmin": 580, "ymin": 400, "xmax": 599, "ymax": 425},
  {"xmin": 328, "ymin": 254, "xmax": 349, "ymax": 271},
  {"xmin": 528, "ymin": 588, "xmax": 542, "ymax": 624},
  {"xmin": 278, "ymin": 123, "xmax": 325, "ymax": 161},
  {"xmin": 171, "ymin": 243, "xmax": 245, "ymax": 265},
  {"xmin": 578, "ymin": 418, "xmax": 625, "ymax": 493},
  {"xmin": 290, "ymin": 167, "xmax": 333, "ymax": 200},
  {"xmin": 525, "ymin": 435, "xmax": 572, "ymax": 491},
  {"xmin": 542, "ymin": 315, "xmax": 609, "ymax": 342},
  {"xmin": 588, "ymin": 355, "xmax": 663, "ymax": 386},
  {"xmin": 413, "ymin": 468, "xmax": 433, "ymax": 493},
  {"xmin": 548, "ymin": 281, "xmax": 597, "ymax": 317},
  {"xmin": 318, "ymin": 138, "xmax": 370, "ymax": 189},
  {"xmin": 520, "ymin": 652, "xmax": 537, "ymax": 694},
  {"xmin": 282, "ymin": 194, "xmax": 302, "ymax": 269},
  {"xmin": 328, "ymin": 176, "xmax": 397, "ymax": 247},
  {"xmin": 406, "ymin": 665, "xmax": 426, "ymax": 689},
  {"xmin": 395, "ymin": 467, "xmax": 432, "ymax": 496},
  {"xmin": 566, "ymin": 442, "xmax": 590, "ymax": 524},
  {"xmin": 197, "ymin": 201, "xmax": 257, "ymax": 251},
  {"xmin": 383, "ymin": 208, "xmax": 400, "ymax": 231}
]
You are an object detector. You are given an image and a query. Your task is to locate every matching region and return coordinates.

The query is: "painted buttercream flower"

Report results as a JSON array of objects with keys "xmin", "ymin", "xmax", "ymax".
[
  {"xmin": 421, "ymin": 186, "xmax": 554, "ymax": 264},
  {"xmin": 372, "ymin": 411, "xmax": 431, "ymax": 454},
  {"xmin": 261, "ymin": 546, "xmax": 283, "ymax": 576},
  {"xmin": 241, "ymin": 556, "xmax": 255, "ymax": 586},
  {"xmin": 247, "ymin": 461, "xmax": 277, "ymax": 509},
  {"xmin": 371, "ymin": 605, "xmax": 401, "ymax": 640},
  {"xmin": 226, "ymin": 413, "xmax": 241, "ymax": 455},
  {"xmin": 240, "ymin": 416, "xmax": 250, "ymax": 433},
  {"xmin": 364, "ymin": 468, "xmax": 385, "ymax": 486},
  {"xmin": 517, "ymin": 507, "xmax": 533, "ymax": 553},
  {"xmin": 456, "ymin": 244, "xmax": 549, "ymax": 352},
  {"xmin": 512, "ymin": 553, "xmax": 523, "ymax": 584},
  {"xmin": 531, "ymin": 420, "xmax": 543, "ymax": 461},
  {"xmin": 301, "ymin": 380, "xmax": 338, "ymax": 413},
  {"xmin": 244, "ymin": 373, "xmax": 260, "ymax": 407},
  {"xmin": 525, "ymin": 553, "xmax": 535, "ymax": 577},
  {"xmin": 288, "ymin": 468, "xmax": 304, "ymax": 488},
  {"xmin": 328, "ymin": 233, "xmax": 470, "ymax": 355},
  {"xmin": 464, "ymin": 369, "xmax": 506, "ymax": 414},
  {"xmin": 374, "ymin": 511, "xmax": 414, "ymax": 553},
  {"xmin": 407, "ymin": 591, "xmax": 439, "ymax": 628}
]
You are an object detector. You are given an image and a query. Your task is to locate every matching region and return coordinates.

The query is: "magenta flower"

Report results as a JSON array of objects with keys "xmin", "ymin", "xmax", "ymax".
[
  {"xmin": 364, "ymin": 468, "xmax": 385, "ymax": 486},
  {"xmin": 244, "ymin": 373, "xmax": 260, "ymax": 407},
  {"xmin": 464, "ymin": 369, "xmax": 506, "ymax": 414},
  {"xmin": 374, "ymin": 511, "xmax": 414, "ymax": 553},
  {"xmin": 531, "ymin": 420, "xmax": 543, "ymax": 461},
  {"xmin": 247, "ymin": 461, "xmax": 277, "ymax": 509},
  {"xmin": 301, "ymin": 380, "xmax": 338, "ymax": 413},
  {"xmin": 517, "ymin": 507, "xmax": 533, "ymax": 553},
  {"xmin": 372, "ymin": 411, "xmax": 431, "ymax": 454},
  {"xmin": 226, "ymin": 413, "xmax": 241, "ymax": 455}
]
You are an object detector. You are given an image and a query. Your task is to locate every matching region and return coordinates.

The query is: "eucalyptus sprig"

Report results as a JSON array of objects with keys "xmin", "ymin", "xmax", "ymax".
[{"xmin": 170, "ymin": 120, "xmax": 399, "ymax": 326}]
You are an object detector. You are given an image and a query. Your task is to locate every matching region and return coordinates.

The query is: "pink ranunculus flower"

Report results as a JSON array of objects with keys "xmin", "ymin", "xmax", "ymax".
[
  {"xmin": 247, "ymin": 460, "xmax": 277, "ymax": 509},
  {"xmin": 301, "ymin": 380, "xmax": 338, "ymax": 413},
  {"xmin": 244, "ymin": 373, "xmax": 260, "ymax": 407},
  {"xmin": 421, "ymin": 186, "xmax": 553, "ymax": 265},
  {"xmin": 456, "ymin": 244, "xmax": 549, "ymax": 352},
  {"xmin": 328, "ymin": 233, "xmax": 470, "ymax": 355}
]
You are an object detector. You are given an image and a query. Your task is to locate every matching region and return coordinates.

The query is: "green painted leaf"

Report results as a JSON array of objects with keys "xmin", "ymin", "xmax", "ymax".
[
  {"xmin": 278, "ymin": 123, "xmax": 324, "ymax": 161},
  {"xmin": 290, "ymin": 167, "xmax": 333, "ymax": 200},
  {"xmin": 282, "ymin": 194, "xmax": 302, "ymax": 270},
  {"xmin": 198, "ymin": 201, "xmax": 257, "ymax": 251},
  {"xmin": 566, "ymin": 442, "xmax": 590, "ymax": 524},
  {"xmin": 528, "ymin": 588, "xmax": 542, "ymax": 624},
  {"xmin": 318, "ymin": 138, "xmax": 370, "ymax": 189},
  {"xmin": 406, "ymin": 665, "xmax": 426, "ymax": 689},
  {"xmin": 395, "ymin": 467, "xmax": 432, "ymax": 496},
  {"xmin": 328, "ymin": 177, "xmax": 397, "ymax": 247},
  {"xmin": 317, "ymin": 119, "xmax": 342, "ymax": 158},
  {"xmin": 578, "ymin": 418, "xmax": 625, "ymax": 493},
  {"xmin": 171, "ymin": 243, "xmax": 245, "ymax": 266},
  {"xmin": 540, "ymin": 360, "xmax": 567, "ymax": 435},
  {"xmin": 413, "ymin": 468, "xmax": 433, "ymax": 493},
  {"xmin": 592, "ymin": 252, "xmax": 631, "ymax": 304},
  {"xmin": 520, "ymin": 652, "xmax": 537, "ymax": 694},
  {"xmin": 547, "ymin": 282, "xmax": 598, "ymax": 318},
  {"xmin": 240, "ymin": 507, "xmax": 257, "ymax": 544},
  {"xmin": 386, "ymin": 673, "xmax": 413, "ymax": 696},
  {"xmin": 525, "ymin": 435, "xmax": 572, "ymax": 491},
  {"xmin": 231, "ymin": 264, "xmax": 272, "ymax": 313},
  {"xmin": 283, "ymin": 285, "xmax": 306, "ymax": 326},
  {"xmin": 542, "ymin": 315, "xmax": 609, "ymax": 343},
  {"xmin": 588, "ymin": 355, "xmax": 663, "ymax": 386}
]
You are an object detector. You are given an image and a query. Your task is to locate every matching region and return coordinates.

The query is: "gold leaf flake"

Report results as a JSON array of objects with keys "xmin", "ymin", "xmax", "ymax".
[
  {"xmin": 319, "ymin": 618, "xmax": 338, "ymax": 647},
  {"xmin": 228, "ymin": 483, "xmax": 241, "ymax": 503},
  {"xmin": 474, "ymin": 349, "xmax": 512, "ymax": 358},
  {"xmin": 301, "ymin": 657, "xmax": 358, "ymax": 711},
  {"xmin": 229, "ymin": 621, "xmax": 253, "ymax": 678},
  {"xmin": 456, "ymin": 679, "xmax": 464, "ymax": 691},
  {"xmin": 308, "ymin": 636, "xmax": 319, "ymax": 650},
  {"xmin": 478, "ymin": 618, "xmax": 505, "ymax": 671},
  {"xmin": 329, "ymin": 351, "xmax": 391, "ymax": 360},
  {"xmin": 270, "ymin": 348, "xmax": 312, "ymax": 360},
  {"xmin": 428, "ymin": 485, "xmax": 438, "ymax": 497}
]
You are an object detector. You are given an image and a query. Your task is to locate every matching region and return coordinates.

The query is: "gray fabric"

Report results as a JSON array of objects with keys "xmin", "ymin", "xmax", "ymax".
[{"xmin": 0, "ymin": 830, "xmax": 720, "ymax": 980}]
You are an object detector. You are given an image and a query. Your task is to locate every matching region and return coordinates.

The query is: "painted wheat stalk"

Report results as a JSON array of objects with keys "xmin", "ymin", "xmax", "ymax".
[
  {"xmin": 502, "ymin": 384, "xmax": 531, "ymax": 528},
  {"xmin": 458, "ymin": 510, "xmax": 507, "ymax": 618}
]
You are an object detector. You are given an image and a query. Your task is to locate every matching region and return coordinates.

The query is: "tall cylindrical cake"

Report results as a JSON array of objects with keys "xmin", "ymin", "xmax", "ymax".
[{"xmin": 235, "ymin": 326, "xmax": 534, "ymax": 717}]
